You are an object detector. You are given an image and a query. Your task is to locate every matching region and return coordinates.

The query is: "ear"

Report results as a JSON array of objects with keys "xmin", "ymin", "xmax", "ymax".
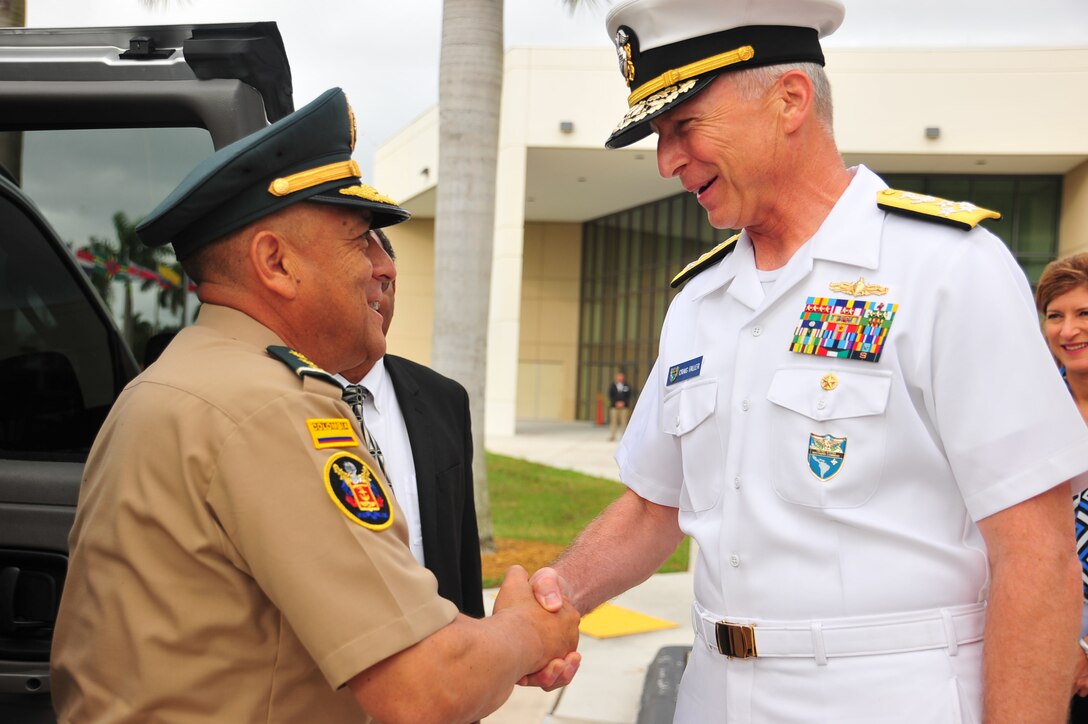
[
  {"xmin": 777, "ymin": 69, "xmax": 814, "ymax": 134},
  {"xmin": 248, "ymin": 229, "xmax": 300, "ymax": 300}
]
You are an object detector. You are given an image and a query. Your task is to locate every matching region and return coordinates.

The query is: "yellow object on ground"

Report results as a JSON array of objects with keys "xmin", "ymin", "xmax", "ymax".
[{"xmin": 578, "ymin": 602, "xmax": 678, "ymax": 639}]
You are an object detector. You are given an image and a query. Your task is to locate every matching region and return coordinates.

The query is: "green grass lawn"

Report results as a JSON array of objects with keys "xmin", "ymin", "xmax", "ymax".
[{"xmin": 485, "ymin": 451, "xmax": 689, "ymax": 578}]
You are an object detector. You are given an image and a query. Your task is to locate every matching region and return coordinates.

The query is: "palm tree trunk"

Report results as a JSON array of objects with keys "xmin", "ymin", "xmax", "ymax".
[
  {"xmin": 0, "ymin": 0, "xmax": 24, "ymax": 25},
  {"xmin": 433, "ymin": 0, "xmax": 503, "ymax": 554},
  {"xmin": 0, "ymin": 0, "xmax": 25, "ymax": 182}
]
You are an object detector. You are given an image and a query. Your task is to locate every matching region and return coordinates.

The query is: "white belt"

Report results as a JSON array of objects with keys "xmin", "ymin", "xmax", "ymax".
[{"xmin": 692, "ymin": 599, "xmax": 986, "ymax": 664}]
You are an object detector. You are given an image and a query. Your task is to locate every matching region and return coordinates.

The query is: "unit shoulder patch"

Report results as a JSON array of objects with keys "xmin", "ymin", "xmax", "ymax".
[
  {"xmin": 877, "ymin": 188, "xmax": 1000, "ymax": 231},
  {"xmin": 671, "ymin": 233, "xmax": 740, "ymax": 288},
  {"xmin": 267, "ymin": 345, "xmax": 340, "ymax": 387},
  {"xmin": 324, "ymin": 451, "xmax": 394, "ymax": 531}
]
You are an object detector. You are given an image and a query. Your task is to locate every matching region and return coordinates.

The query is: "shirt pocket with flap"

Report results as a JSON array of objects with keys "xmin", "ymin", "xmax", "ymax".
[
  {"xmin": 766, "ymin": 366, "xmax": 892, "ymax": 509},
  {"xmin": 663, "ymin": 377, "xmax": 724, "ymax": 512}
]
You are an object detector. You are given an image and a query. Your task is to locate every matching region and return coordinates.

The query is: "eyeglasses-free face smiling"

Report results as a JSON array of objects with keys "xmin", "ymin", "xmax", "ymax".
[{"xmin": 1043, "ymin": 284, "xmax": 1088, "ymax": 375}]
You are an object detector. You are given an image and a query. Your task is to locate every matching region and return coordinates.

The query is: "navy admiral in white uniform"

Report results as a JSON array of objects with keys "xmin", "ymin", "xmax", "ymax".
[{"xmin": 526, "ymin": 0, "xmax": 1088, "ymax": 721}]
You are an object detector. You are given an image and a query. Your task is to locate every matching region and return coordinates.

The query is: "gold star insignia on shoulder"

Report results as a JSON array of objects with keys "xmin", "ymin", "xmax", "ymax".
[
  {"xmin": 266, "ymin": 345, "xmax": 340, "ymax": 387},
  {"xmin": 828, "ymin": 277, "xmax": 888, "ymax": 297},
  {"xmin": 877, "ymin": 188, "xmax": 1001, "ymax": 230},
  {"xmin": 670, "ymin": 233, "xmax": 740, "ymax": 288}
]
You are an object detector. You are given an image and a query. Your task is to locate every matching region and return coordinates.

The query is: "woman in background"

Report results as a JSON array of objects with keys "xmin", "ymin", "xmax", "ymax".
[{"xmin": 1035, "ymin": 252, "xmax": 1088, "ymax": 721}]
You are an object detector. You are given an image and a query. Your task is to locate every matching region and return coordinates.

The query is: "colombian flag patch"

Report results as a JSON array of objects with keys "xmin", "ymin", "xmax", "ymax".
[{"xmin": 306, "ymin": 418, "xmax": 361, "ymax": 449}]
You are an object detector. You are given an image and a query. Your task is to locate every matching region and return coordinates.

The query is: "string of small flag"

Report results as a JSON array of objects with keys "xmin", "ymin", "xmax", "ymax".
[{"xmin": 74, "ymin": 248, "xmax": 196, "ymax": 292}]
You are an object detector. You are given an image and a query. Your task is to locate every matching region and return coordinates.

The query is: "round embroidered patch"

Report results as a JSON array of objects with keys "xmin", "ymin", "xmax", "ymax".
[{"xmin": 323, "ymin": 452, "xmax": 394, "ymax": 531}]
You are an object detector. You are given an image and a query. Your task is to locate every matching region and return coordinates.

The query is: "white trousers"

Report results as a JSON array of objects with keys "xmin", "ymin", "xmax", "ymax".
[{"xmin": 674, "ymin": 634, "xmax": 983, "ymax": 723}]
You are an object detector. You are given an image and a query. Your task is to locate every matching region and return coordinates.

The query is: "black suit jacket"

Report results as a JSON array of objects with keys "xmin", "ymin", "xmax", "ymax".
[{"xmin": 383, "ymin": 354, "xmax": 485, "ymax": 617}]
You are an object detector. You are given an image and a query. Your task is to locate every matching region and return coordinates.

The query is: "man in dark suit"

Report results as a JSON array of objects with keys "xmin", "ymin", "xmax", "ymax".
[
  {"xmin": 607, "ymin": 371, "xmax": 633, "ymax": 441},
  {"xmin": 337, "ymin": 228, "xmax": 484, "ymax": 617}
]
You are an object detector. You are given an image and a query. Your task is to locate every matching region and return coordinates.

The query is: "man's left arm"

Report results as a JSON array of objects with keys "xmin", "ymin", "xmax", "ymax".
[{"xmin": 977, "ymin": 483, "xmax": 1080, "ymax": 722}]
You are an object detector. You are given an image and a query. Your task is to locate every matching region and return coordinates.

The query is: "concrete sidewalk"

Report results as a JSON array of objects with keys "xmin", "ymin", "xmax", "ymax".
[
  {"xmin": 486, "ymin": 419, "xmax": 626, "ymax": 483},
  {"xmin": 483, "ymin": 421, "xmax": 695, "ymax": 724}
]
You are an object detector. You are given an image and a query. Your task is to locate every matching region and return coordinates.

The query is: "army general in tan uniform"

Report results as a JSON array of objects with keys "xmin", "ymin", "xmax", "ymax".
[{"xmin": 50, "ymin": 88, "xmax": 579, "ymax": 724}]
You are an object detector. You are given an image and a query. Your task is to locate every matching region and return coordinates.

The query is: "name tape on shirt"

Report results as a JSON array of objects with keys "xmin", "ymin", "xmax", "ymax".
[
  {"xmin": 667, "ymin": 356, "xmax": 703, "ymax": 386},
  {"xmin": 789, "ymin": 297, "xmax": 898, "ymax": 363},
  {"xmin": 306, "ymin": 418, "xmax": 361, "ymax": 449}
]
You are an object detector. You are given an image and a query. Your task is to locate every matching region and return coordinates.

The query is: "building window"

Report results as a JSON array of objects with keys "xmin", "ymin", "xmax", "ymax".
[{"xmin": 576, "ymin": 193, "xmax": 726, "ymax": 420}]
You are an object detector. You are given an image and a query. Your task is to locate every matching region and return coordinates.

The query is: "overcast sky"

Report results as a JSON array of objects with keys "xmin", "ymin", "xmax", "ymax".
[{"xmin": 26, "ymin": 0, "xmax": 1088, "ymax": 180}]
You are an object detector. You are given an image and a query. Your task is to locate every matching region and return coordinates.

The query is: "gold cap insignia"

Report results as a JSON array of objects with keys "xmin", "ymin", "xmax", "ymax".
[
  {"xmin": 338, "ymin": 184, "xmax": 399, "ymax": 206},
  {"xmin": 613, "ymin": 79, "xmax": 698, "ymax": 135},
  {"xmin": 614, "ymin": 27, "xmax": 636, "ymax": 86},
  {"xmin": 346, "ymin": 101, "xmax": 357, "ymax": 152}
]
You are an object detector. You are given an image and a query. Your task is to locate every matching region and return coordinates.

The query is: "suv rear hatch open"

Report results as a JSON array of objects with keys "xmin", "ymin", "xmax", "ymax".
[{"xmin": 0, "ymin": 22, "xmax": 292, "ymax": 720}]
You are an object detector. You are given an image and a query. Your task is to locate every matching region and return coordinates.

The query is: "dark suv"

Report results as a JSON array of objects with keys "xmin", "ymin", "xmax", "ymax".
[{"xmin": 0, "ymin": 23, "xmax": 293, "ymax": 720}]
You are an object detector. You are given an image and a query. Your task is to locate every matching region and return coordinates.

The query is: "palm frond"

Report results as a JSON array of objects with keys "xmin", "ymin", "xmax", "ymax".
[{"xmin": 559, "ymin": 0, "xmax": 603, "ymax": 15}]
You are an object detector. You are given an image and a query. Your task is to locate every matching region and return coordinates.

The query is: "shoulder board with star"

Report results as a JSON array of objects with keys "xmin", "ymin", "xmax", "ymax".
[
  {"xmin": 670, "ymin": 233, "xmax": 740, "ymax": 289},
  {"xmin": 267, "ymin": 345, "xmax": 340, "ymax": 387},
  {"xmin": 877, "ymin": 188, "xmax": 1000, "ymax": 231}
]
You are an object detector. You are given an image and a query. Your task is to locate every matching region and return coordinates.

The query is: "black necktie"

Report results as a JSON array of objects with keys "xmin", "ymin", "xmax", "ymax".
[{"xmin": 341, "ymin": 384, "xmax": 387, "ymax": 478}]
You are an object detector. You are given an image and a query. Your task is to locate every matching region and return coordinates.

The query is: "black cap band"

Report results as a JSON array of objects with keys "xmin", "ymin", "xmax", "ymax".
[{"xmin": 628, "ymin": 25, "xmax": 824, "ymax": 101}]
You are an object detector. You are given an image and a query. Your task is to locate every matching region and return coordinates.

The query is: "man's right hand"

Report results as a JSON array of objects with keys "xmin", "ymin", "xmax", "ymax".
[
  {"xmin": 528, "ymin": 566, "xmax": 570, "ymax": 613},
  {"xmin": 515, "ymin": 566, "xmax": 582, "ymax": 690},
  {"xmin": 492, "ymin": 565, "xmax": 580, "ymax": 678}
]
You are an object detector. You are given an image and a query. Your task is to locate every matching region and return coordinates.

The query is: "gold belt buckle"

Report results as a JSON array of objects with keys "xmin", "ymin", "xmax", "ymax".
[{"xmin": 715, "ymin": 622, "xmax": 757, "ymax": 658}]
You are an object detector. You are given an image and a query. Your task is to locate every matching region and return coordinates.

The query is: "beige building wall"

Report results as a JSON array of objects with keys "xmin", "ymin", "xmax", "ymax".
[
  {"xmin": 517, "ymin": 222, "xmax": 582, "ymax": 420},
  {"xmin": 379, "ymin": 216, "xmax": 583, "ymax": 422},
  {"xmin": 831, "ymin": 48, "xmax": 1088, "ymax": 168},
  {"xmin": 373, "ymin": 107, "xmax": 439, "ymax": 210},
  {"xmin": 382, "ymin": 218, "xmax": 435, "ymax": 365},
  {"xmin": 507, "ymin": 46, "xmax": 1088, "ymax": 166},
  {"xmin": 1061, "ymin": 160, "xmax": 1088, "ymax": 258}
]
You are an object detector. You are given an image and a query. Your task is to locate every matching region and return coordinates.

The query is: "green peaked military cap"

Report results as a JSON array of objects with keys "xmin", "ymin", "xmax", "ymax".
[{"xmin": 136, "ymin": 87, "xmax": 410, "ymax": 259}]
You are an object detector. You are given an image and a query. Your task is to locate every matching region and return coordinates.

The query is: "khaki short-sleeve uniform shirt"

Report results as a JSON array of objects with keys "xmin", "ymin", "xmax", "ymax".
[{"xmin": 51, "ymin": 305, "xmax": 457, "ymax": 723}]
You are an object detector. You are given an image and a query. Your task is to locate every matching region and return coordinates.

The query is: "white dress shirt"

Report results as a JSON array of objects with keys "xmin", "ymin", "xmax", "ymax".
[
  {"xmin": 336, "ymin": 359, "xmax": 425, "ymax": 566},
  {"xmin": 616, "ymin": 165, "xmax": 1088, "ymax": 721}
]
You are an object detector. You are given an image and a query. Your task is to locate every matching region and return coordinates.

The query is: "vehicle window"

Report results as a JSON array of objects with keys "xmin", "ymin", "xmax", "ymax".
[
  {"xmin": 13, "ymin": 127, "xmax": 213, "ymax": 360},
  {"xmin": 0, "ymin": 127, "xmax": 212, "ymax": 460},
  {"xmin": 0, "ymin": 191, "xmax": 122, "ymax": 459}
]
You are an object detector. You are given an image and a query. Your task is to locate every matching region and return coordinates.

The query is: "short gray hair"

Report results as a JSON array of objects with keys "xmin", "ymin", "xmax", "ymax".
[{"xmin": 727, "ymin": 62, "xmax": 834, "ymax": 135}]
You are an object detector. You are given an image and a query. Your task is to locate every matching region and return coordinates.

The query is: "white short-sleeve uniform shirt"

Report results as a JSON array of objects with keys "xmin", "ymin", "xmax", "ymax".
[{"xmin": 617, "ymin": 166, "xmax": 1088, "ymax": 723}]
